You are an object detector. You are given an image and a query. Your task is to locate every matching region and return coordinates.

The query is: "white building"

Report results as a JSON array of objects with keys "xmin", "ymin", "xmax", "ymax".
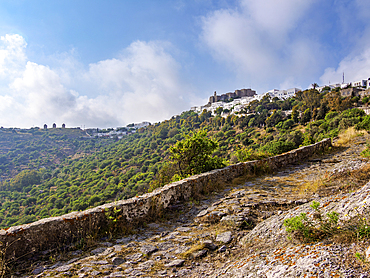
[
  {"xmin": 266, "ymin": 88, "xmax": 300, "ymax": 99},
  {"xmin": 191, "ymin": 87, "xmax": 300, "ymax": 116}
]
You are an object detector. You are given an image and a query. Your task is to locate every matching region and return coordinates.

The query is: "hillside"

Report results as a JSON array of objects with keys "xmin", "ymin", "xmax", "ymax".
[
  {"xmin": 9, "ymin": 131, "xmax": 370, "ymax": 277},
  {"xmin": 0, "ymin": 87, "xmax": 370, "ymax": 229}
]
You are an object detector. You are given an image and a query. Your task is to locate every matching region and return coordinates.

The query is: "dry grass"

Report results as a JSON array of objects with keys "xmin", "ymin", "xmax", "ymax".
[
  {"xmin": 296, "ymin": 179, "xmax": 325, "ymax": 195},
  {"xmin": 292, "ymin": 168, "xmax": 329, "ymax": 196},
  {"xmin": 334, "ymin": 127, "xmax": 367, "ymax": 147},
  {"xmin": 180, "ymin": 242, "xmax": 206, "ymax": 258}
]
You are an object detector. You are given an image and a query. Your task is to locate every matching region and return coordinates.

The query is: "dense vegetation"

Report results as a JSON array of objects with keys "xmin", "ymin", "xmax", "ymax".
[{"xmin": 0, "ymin": 87, "xmax": 370, "ymax": 228}]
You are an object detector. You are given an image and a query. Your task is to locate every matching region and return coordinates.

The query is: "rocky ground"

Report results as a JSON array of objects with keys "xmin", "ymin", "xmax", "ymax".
[{"xmin": 10, "ymin": 134, "xmax": 370, "ymax": 277}]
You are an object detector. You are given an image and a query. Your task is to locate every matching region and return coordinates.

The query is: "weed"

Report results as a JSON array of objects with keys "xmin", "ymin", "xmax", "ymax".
[
  {"xmin": 284, "ymin": 201, "xmax": 339, "ymax": 242},
  {"xmin": 105, "ymin": 206, "xmax": 123, "ymax": 239},
  {"xmin": 355, "ymin": 252, "xmax": 366, "ymax": 263},
  {"xmin": 360, "ymin": 142, "xmax": 370, "ymax": 158},
  {"xmin": 189, "ymin": 197, "xmax": 200, "ymax": 206},
  {"xmin": 284, "ymin": 201, "xmax": 370, "ymax": 244}
]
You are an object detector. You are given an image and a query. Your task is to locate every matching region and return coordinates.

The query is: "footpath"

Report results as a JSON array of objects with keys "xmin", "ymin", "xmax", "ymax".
[{"xmin": 15, "ymin": 135, "xmax": 370, "ymax": 277}]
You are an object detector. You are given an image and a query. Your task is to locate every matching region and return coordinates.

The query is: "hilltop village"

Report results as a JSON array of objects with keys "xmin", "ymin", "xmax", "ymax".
[{"xmin": 192, "ymin": 77, "xmax": 370, "ymax": 116}]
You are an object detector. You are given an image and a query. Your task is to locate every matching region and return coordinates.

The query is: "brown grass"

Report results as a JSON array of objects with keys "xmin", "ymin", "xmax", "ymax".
[
  {"xmin": 180, "ymin": 243, "xmax": 206, "ymax": 258},
  {"xmin": 334, "ymin": 127, "xmax": 367, "ymax": 147}
]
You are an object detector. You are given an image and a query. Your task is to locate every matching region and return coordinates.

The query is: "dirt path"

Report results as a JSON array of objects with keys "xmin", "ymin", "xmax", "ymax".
[{"xmin": 19, "ymin": 135, "xmax": 370, "ymax": 277}]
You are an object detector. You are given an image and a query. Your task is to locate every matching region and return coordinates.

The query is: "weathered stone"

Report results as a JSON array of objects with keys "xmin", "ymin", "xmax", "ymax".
[
  {"xmin": 204, "ymin": 211, "xmax": 227, "ymax": 223},
  {"xmin": 177, "ymin": 227, "xmax": 191, "ymax": 232},
  {"xmin": 216, "ymin": 231, "xmax": 233, "ymax": 244},
  {"xmin": 91, "ymin": 247, "xmax": 107, "ymax": 255},
  {"xmin": 165, "ymin": 259, "xmax": 185, "ymax": 267},
  {"xmin": 125, "ymin": 242, "xmax": 136, "ymax": 248},
  {"xmin": 174, "ymin": 246, "xmax": 190, "ymax": 254},
  {"xmin": 90, "ymin": 260, "xmax": 109, "ymax": 265},
  {"xmin": 101, "ymin": 242, "xmax": 113, "ymax": 247},
  {"xmin": 218, "ymin": 245, "xmax": 227, "ymax": 252},
  {"xmin": 55, "ymin": 265, "xmax": 72, "ymax": 272},
  {"xmin": 99, "ymin": 264, "xmax": 114, "ymax": 269},
  {"xmin": 126, "ymin": 252, "xmax": 143, "ymax": 261},
  {"xmin": 138, "ymin": 260, "xmax": 154, "ymax": 270},
  {"xmin": 113, "ymin": 245, "xmax": 122, "ymax": 252},
  {"xmin": 79, "ymin": 266, "xmax": 93, "ymax": 272},
  {"xmin": 66, "ymin": 258, "xmax": 79, "ymax": 265},
  {"xmin": 116, "ymin": 237, "xmax": 132, "ymax": 244},
  {"xmin": 110, "ymin": 272, "xmax": 124, "ymax": 277},
  {"xmin": 202, "ymin": 240, "xmax": 217, "ymax": 250},
  {"xmin": 192, "ymin": 249, "xmax": 208, "ymax": 259},
  {"xmin": 32, "ymin": 266, "xmax": 44, "ymax": 275},
  {"xmin": 157, "ymin": 241, "xmax": 175, "ymax": 251},
  {"xmin": 174, "ymin": 236, "xmax": 192, "ymax": 242},
  {"xmin": 140, "ymin": 244, "xmax": 158, "ymax": 255},
  {"xmin": 71, "ymin": 250, "xmax": 82, "ymax": 256},
  {"xmin": 101, "ymin": 247, "xmax": 114, "ymax": 256},
  {"xmin": 112, "ymin": 257, "xmax": 125, "ymax": 265},
  {"xmin": 147, "ymin": 223, "xmax": 160, "ymax": 229}
]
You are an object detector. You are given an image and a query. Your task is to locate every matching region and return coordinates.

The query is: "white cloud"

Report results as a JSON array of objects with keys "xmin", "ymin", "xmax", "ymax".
[
  {"xmin": 0, "ymin": 36, "xmax": 189, "ymax": 128},
  {"xmin": 320, "ymin": 48, "xmax": 370, "ymax": 85},
  {"xmin": 0, "ymin": 34, "xmax": 27, "ymax": 79},
  {"xmin": 200, "ymin": 0, "xmax": 321, "ymax": 93},
  {"xmin": 320, "ymin": 0, "xmax": 370, "ymax": 85}
]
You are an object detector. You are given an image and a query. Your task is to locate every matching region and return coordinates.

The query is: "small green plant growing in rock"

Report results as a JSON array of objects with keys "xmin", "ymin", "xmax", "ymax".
[
  {"xmin": 284, "ymin": 200, "xmax": 370, "ymax": 244},
  {"xmin": 105, "ymin": 206, "xmax": 123, "ymax": 238},
  {"xmin": 355, "ymin": 252, "xmax": 366, "ymax": 263},
  {"xmin": 284, "ymin": 201, "xmax": 339, "ymax": 242},
  {"xmin": 360, "ymin": 142, "xmax": 370, "ymax": 158}
]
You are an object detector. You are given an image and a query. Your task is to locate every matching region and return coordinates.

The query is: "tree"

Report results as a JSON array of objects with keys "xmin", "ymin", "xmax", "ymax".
[
  {"xmin": 311, "ymin": 83, "xmax": 319, "ymax": 91},
  {"xmin": 300, "ymin": 108, "xmax": 312, "ymax": 124},
  {"xmin": 215, "ymin": 107, "xmax": 223, "ymax": 116},
  {"xmin": 291, "ymin": 105, "xmax": 299, "ymax": 123},
  {"xmin": 169, "ymin": 130, "xmax": 225, "ymax": 178},
  {"xmin": 265, "ymin": 110, "xmax": 283, "ymax": 127}
]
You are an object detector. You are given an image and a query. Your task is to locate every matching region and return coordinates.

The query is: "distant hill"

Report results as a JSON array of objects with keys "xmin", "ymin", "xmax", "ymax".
[{"xmin": 0, "ymin": 87, "xmax": 370, "ymax": 228}]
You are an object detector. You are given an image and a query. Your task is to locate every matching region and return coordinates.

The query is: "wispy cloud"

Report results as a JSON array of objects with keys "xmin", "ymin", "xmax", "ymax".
[{"xmin": 200, "ymin": 0, "xmax": 323, "ymax": 93}]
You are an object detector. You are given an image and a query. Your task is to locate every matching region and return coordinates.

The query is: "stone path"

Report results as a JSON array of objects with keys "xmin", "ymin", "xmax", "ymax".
[{"xmin": 15, "ymin": 135, "xmax": 370, "ymax": 277}]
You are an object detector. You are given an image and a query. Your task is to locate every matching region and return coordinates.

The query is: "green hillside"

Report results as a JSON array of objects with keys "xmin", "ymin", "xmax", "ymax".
[{"xmin": 0, "ymin": 87, "xmax": 370, "ymax": 228}]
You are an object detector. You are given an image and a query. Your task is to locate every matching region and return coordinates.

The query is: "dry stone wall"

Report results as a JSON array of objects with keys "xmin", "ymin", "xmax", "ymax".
[{"xmin": 0, "ymin": 138, "xmax": 331, "ymax": 261}]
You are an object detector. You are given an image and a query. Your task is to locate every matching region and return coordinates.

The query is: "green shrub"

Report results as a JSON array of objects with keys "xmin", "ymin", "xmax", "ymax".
[
  {"xmin": 234, "ymin": 148, "xmax": 271, "ymax": 162},
  {"xmin": 284, "ymin": 201, "xmax": 370, "ymax": 243},
  {"xmin": 284, "ymin": 201, "xmax": 339, "ymax": 242},
  {"xmin": 356, "ymin": 115, "xmax": 370, "ymax": 131},
  {"xmin": 261, "ymin": 140, "xmax": 295, "ymax": 155}
]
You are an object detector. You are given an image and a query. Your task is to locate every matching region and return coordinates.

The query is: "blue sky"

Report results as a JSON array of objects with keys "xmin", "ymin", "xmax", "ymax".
[{"xmin": 0, "ymin": 0, "xmax": 370, "ymax": 128}]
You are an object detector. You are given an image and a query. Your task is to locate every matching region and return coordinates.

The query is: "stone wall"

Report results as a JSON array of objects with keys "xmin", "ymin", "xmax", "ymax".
[{"xmin": 0, "ymin": 138, "xmax": 331, "ymax": 261}]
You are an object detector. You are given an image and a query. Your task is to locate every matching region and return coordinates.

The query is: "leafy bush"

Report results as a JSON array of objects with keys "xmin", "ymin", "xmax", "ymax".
[
  {"xmin": 234, "ymin": 148, "xmax": 271, "ymax": 162},
  {"xmin": 284, "ymin": 201, "xmax": 370, "ymax": 243},
  {"xmin": 261, "ymin": 140, "xmax": 295, "ymax": 155},
  {"xmin": 284, "ymin": 201, "xmax": 339, "ymax": 242},
  {"xmin": 356, "ymin": 115, "xmax": 370, "ymax": 131},
  {"xmin": 169, "ymin": 130, "xmax": 225, "ymax": 177}
]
